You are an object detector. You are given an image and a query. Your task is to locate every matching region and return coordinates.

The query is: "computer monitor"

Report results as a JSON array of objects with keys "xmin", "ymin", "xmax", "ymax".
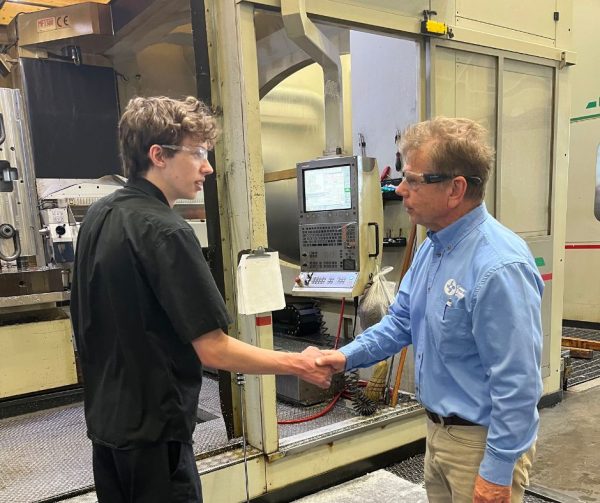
[{"xmin": 303, "ymin": 165, "xmax": 352, "ymax": 212}]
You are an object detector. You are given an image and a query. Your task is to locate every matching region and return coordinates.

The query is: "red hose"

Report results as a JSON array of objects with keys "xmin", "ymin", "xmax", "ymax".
[{"xmin": 277, "ymin": 391, "xmax": 344, "ymax": 424}]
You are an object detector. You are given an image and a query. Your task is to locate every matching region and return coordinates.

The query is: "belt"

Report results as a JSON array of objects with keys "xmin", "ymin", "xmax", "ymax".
[{"xmin": 425, "ymin": 409, "xmax": 478, "ymax": 426}]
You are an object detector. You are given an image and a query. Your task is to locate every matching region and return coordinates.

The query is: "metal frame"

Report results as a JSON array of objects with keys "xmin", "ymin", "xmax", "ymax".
[
  {"xmin": 240, "ymin": 0, "xmax": 574, "ymax": 64},
  {"xmin": 204, "ymin": 2, "xmax": 429, "ymax": 498},
  {"xmin": 205, "ymin": 0, "xmax": 279, "ymax": 455},
  {"xmin": 203, "ymin": 0, "xmax": 570, "ymax": 498},
  {"xmin": 0, "ymin": 87, "xmax": 45, "ymax": 266}
]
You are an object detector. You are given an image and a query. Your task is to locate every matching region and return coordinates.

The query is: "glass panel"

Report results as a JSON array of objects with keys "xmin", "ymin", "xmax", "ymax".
[
  {"xmin": 500, "ymin": 59, "xmax": 553, "ymax": 236},
  {"xmin": 434, "ymin": 47, "xmax": 497, "ymax": 214}
]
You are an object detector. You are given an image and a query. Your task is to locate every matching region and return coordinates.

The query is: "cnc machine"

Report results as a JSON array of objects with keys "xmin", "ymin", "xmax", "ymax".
[{"xmin": 0, "ymin": 1, "xmax": 572, "ymax": 502}]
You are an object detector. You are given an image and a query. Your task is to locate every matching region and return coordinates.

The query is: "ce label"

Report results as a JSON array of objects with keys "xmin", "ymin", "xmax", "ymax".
[{"xmin": 56, "ymin": 15, "xmax": 70, "ymax": 28}]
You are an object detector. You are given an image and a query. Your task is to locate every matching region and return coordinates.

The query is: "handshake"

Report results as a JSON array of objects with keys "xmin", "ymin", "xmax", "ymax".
[{"xmin": 295, "ymin": 346, "xmax": 347, "ymax": 389}]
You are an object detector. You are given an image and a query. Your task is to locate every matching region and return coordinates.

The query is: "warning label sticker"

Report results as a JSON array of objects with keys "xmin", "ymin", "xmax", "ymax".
[{"xmin": 37, "ymin": 17, "xmax": 56, "ymax": 33}]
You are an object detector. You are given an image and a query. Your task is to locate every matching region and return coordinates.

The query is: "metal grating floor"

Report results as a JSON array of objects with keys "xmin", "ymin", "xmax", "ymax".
[
  {"xmin": 563, "ymin": 326, "xmax": 600, "ymax": 387},
  {"xmin": 0, "ymin": 375, "xmax": 417, "ymax": 502},
  {"xmin": 0, "ymin": 377, "xmax": 238, "ymax": 503}
]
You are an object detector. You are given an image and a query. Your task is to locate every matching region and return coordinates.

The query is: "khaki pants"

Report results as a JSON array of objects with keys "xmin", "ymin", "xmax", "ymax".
[{"xmin": 424, "ymin": 419, "xmax": 535, "ymax": 503}]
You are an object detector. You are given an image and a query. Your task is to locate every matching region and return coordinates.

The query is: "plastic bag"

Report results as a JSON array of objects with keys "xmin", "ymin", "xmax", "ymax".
[{"xmin": 357, "ymin": 266, "xmax": 396, "ymax": 330}]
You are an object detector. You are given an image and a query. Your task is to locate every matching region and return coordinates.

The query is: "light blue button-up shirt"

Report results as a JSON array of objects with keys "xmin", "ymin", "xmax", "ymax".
[{"xmin": 340, "ymin": 203, "xmax": 543, "ymax": 486}]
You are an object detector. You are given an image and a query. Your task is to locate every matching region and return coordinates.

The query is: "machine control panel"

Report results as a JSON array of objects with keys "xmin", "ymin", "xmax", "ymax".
[
  {"xmin": 292, "ymin": 271, "xmax": 359, "ymax": 297},
  {"xmin": 293, "ymin": 155, "xmax": 382, "ymax": 298}
]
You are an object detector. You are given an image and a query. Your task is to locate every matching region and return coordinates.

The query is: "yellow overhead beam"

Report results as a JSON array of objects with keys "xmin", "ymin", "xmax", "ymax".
[
  {"xmin": 0, "ymin": 3, "xmax": 45, "ymax": 26},
  {"xmin": 0, "ymin": 0, "xmax": 111, "ymax": 26}
]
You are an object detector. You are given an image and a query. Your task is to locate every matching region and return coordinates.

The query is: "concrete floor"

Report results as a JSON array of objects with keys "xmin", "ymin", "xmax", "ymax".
[
  {"xmin": 530, "ymin": 380, "xmax": 600, "ymax": 502},
  {"xmin": 293, "ymin": 470, "xmax": 427, "ymax": 503}
]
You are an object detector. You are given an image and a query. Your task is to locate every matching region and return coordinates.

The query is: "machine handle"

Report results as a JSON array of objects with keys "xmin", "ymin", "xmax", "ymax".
[
  {"xmin": 0, "ymin": 113, "xmax": 5, "ymax": 146},
  {"xmin": 0, "ymin": 223, "xmax": 21, "ymax": 262},
  {"xmin": 368, "ymin": 222, "xmax": 379, "ymax": 258}
]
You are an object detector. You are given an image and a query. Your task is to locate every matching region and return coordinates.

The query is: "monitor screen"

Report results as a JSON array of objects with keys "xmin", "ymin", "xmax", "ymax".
[{"xmin": 303, "ymin": 165, "xmax": 352, "ymax": 212}]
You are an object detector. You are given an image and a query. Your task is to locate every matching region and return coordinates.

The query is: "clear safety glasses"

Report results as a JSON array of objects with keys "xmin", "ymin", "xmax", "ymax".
[{"xmin": 160, "ymin": 144, "xmax": 209, "ymax": 161}]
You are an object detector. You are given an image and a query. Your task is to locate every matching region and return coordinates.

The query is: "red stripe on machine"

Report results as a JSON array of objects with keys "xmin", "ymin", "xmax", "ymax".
[
  {"xmin": 565, "ymin": 244, "xmax": 600, "ymax": 250},
  {"xmin": 256, "ymin": 315, "xmax": 272, "ymax": 326},
  {"xmin": 541, "ymin": 273, "xmax": 553, "ymax": 282}
]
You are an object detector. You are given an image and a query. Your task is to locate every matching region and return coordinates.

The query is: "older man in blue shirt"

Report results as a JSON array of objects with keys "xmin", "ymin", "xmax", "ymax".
[{"xmin": 317, "ymin": 117, "xmax": 543, "ymax": 503}]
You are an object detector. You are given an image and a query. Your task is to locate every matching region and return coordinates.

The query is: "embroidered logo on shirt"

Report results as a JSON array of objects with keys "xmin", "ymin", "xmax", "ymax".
[
  {"xmin": 444, "ymin": 279, "xmax": 457, "ymax": 296},
  {"xmin": 444, "ymin": 279, "xmax": 467, "ymax": 299}
]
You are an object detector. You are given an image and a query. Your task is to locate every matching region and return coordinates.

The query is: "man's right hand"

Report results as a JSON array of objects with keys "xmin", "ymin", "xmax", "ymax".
[
  {"xmin": 295, "ymin": 346, "xmax": 337, "ymax": 389},
  {"xmin": 473, "ymin": 475, "xmax": 510, "ymax": 503},
  {"xmin": 193, "ymin": 331, "xmax": 338, "ymax": 389},
  {"xmin": 315, "ymin": 349, "xmax": 347, "ymax": 373}
]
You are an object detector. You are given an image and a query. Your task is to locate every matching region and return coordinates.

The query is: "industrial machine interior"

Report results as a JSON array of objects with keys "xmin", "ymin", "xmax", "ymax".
[{"xmin": 0, "ymin": 1, "xmax": 599, "ymax": 502}]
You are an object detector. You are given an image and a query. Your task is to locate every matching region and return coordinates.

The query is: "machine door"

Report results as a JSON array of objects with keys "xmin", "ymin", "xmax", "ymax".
[{"xmin": 427, "ymin": 40, "xmax": 559, "ymax": 380}]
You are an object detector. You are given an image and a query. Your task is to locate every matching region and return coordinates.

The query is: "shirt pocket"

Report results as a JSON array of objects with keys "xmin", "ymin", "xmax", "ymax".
[{"xmin": 436, "ymin": 305, "xmax": 474, "ymax": 358}]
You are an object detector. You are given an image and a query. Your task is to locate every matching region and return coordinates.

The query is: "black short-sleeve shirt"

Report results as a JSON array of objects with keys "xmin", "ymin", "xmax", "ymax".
[{"xmin": 71, "ymin": 178, "xmax": 231, "ymax": 449}]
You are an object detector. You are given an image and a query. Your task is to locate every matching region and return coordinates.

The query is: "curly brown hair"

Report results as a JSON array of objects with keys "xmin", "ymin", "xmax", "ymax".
[
  {"xmin": 398, "ymin": 117, "xmax": 495, "ymax": 201},
  {"xmin": 119, "ymin": 96, "xmax": 219, "ymax": 178}
]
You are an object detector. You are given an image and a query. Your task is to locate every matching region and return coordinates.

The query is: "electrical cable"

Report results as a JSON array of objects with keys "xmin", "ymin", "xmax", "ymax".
[
  {"xmin": 277, "ymin": 391, "xmax": 344, "ymax": 425},
  {"xmin": 236, "ymin": 373, "xmax": 250, "ymax": 503}
]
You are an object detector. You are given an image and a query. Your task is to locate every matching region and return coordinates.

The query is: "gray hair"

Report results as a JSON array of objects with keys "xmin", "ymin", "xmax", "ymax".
[{"xmin": 398, "ymin": 117, "xmax": 495, "ymax": 201}]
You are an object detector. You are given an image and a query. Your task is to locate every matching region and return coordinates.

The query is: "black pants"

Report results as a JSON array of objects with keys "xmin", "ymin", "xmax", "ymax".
[{"xmin": 92, "ymin": 441, "xmax": 202, "ymax": 503}]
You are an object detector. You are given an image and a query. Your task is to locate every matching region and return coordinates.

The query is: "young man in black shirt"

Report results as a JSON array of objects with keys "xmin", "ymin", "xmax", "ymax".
[{"xmin": 71, "ymin": 96, "xmax": 333, "ymax": 503}]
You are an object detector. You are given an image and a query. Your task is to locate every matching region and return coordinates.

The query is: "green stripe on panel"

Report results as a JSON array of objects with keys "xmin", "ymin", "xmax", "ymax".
[{"xmin": 571, "ymin": 112, "xmax": 600, "ymax": 123}]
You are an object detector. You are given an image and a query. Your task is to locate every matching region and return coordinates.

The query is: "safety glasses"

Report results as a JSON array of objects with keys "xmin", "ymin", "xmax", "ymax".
[
  {"xmin": 399, "ymin": 170, "xmax": 482, "ymax": 189},
  {"xmin": 160, "ymin": 144, "xmax": 209, "ymax": 161}
]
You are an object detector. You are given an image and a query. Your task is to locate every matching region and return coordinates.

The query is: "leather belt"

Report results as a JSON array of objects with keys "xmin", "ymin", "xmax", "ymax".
[{"xmin": 425, "ymin": 409, "xmax": 478, "ymax": 426}]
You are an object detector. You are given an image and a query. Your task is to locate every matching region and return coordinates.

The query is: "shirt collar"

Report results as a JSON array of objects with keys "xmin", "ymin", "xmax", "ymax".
[
  {"xmin": 427, "ymin": 203, "xmax": 488, "ymax": 251},
  {"xmin": 125, "ymin": 177, "xmax": 170, "ymax": 206}
]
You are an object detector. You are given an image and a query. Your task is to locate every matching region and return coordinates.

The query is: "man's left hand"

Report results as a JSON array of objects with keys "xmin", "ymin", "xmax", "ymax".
[{"xmin": 473, "ymin": 474, "xmax": 510, "ymax": 503}]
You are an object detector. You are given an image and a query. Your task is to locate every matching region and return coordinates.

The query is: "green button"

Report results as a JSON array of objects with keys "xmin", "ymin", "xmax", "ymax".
[{"xmin": 535, "ymin": 257, "xmax": 545, "ymax": 267}]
